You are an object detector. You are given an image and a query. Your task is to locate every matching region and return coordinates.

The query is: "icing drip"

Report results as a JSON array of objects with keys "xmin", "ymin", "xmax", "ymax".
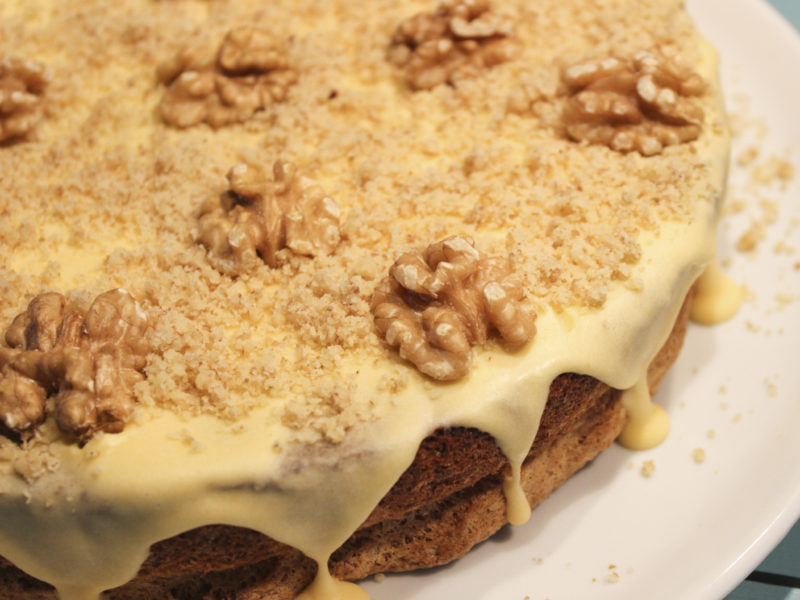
[
  {"xmin": 618, "ymin": 377, "xmax": 670, "ymax": 450},
  {"xmin": 690, "ymin": 260, "xmax": 744, "ymax": 325},
  {"xmin": 56, "ymin": 586, "xmax": 103, "ymax": 600},
  {"xmin": 297, "ymin": 564, "xmax": 370, "ymax": 600},
  {"xmin": 503, "ymin": 468, "xmax": 532, "ymax": 526}
]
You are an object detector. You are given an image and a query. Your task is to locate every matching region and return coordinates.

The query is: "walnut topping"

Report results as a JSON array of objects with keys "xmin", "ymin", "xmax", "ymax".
[
  {"xmin": 0, "ymin": 290, "xmax": 149, "ymax": 444},
  {"xmin": 198, "ymin": 161, "xmax": 341, "ymax": 271},
  {"xmin": 0, "ymin": 55, "xmax": 51, "ymax": 143},
  {"xmin": 562, "ymin": 50, "xmax": 707, "ymax": 156},
  {"xmin": 158, "ymin": 26, "xmax": 297, "ymax": 128},
  {"xmin": 388, "ymin": 0, "xmax": 516, "ymax": 90},
  {"xmin": 371, "ymin": 236, "xmax": 536, "ymax": 381}
]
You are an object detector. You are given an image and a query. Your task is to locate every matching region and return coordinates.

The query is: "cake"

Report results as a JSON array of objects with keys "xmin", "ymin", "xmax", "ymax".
[{"xmin": 0, "ymin": 0, "xmax": 731, "ymax": 599}]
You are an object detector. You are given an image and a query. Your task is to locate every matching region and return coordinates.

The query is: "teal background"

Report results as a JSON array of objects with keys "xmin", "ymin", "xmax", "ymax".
[
  {"xmin": 725, "ymin": 2, "xmax": 799, "ymax": 599},
  {"xmin": 768, "ymin": 0, "xmax": 800, "ymax": 26}
]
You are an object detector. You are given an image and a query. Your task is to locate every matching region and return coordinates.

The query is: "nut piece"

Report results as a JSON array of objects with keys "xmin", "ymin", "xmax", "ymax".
[
  {"xmin": 562, "ymin": 50, "xmax": 707, "ymax": 156},
  {"xmin": 158, "ymin": 26, "xmax": 297, "ymax": 128},
  {"xmin": 198, "ymin": 161, "xmax": 341, "ymax": 271},
  {"xmin": 388, "ymin": 0, "xmax": 516, "ymax": 90},
  {"xmin": 371, "ymin": 236, "xmax": 536, "ymax": 381},
  {"xmin": 0, "ymin": 290, "xmax": 150, "ymax": 444},
  {"xmin": 0, "ymin": 55, "xmax": 51, "ymax": 143}
]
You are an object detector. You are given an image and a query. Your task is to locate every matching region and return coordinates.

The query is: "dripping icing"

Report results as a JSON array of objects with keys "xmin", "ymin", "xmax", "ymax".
[
  {"xmin": 504, "ymin": 469, "xmax": 532, "ymax": 526},
  {"xmin": 297, "ymin": 564, "xmax": 370, "ymax": 600},
  {"xmin": 618, "ymin": 377, "xmax": 671, "ymax": 450},
  {"xmin": 691, "ymin": 260, "xmax": 744, "ymax": 325}
]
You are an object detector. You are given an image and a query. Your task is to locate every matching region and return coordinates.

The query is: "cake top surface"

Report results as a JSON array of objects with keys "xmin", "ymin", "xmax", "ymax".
[{"xmin": 0, "ymin": 0, "xmax": 723, "ymax": 454}]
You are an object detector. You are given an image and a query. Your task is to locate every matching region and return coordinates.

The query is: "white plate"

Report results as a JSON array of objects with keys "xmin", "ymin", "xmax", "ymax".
[{"xmin": 360, "ymin": 1, "xmax": 800, "ymax": 599}]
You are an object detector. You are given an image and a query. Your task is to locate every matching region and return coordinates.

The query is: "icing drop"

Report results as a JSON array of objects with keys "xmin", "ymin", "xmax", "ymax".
[
  {"xmin": 690, "ymin": 260, "xmax": 743, "ymax": 325},
  {"xmin": 503, "ymin": 467, "xmax": 531, "ymax": 526},
  {"xmin": 297, "ymin": 563, "xmax": 370, "ymax": 600},
  {"xmin": 56, "ymin": 586, "xmax": 102, "ymax": 600},
  {"xmin": 618, "ymin": 377, "xmax": 670, "ymax": 450}
]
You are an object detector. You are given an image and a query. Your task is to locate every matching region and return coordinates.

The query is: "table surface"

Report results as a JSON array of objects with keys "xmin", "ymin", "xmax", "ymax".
[{"xmin": 724, "ymin": 2, "xmax": 799, "ymax": 599}]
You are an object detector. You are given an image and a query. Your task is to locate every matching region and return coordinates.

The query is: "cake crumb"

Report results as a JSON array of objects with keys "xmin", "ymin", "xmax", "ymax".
[
  {"xmin": 604, "ymin": 571, "xmax": 620, "ymax": 583},
  {"xmin": 737, "ymin": 147, "xmax": 759, "ymax": 167},
  {"xmin": 773, "ymin": 240, "xmax": 794, "ymax": 254},
  {"xmin": 776, "ymin": 293, "xmax": 796, "ymax": 310},
  {"xmin": 12, "ymin": 446, "xmax": 60, "ymax": 483},
  {"xmin": 751, "ymin": 156, "xmax": 795, "ymax": 187},
  {"xmin": 764, "ymin": 377, "xmax": 779, "ymax": 398},
  {"xmin": 736, "ymin": 222, "xmax": 765, "ymax": 252},
  {"xmin": 373, "ymin": 573, "xmax": 385, "ymax": 583},
  {"xmin": 707, "ymin": 429, "xmax": 716, "ymax": 439},
  {"xmin": 760, "ymin": 199, "xmax": 779, "ymax": 225},
  {"xmin": 692, "ymin": 448, "xmax": 706, "ymax": 463},
  {"xmin": 167, "ymin": 428, "xmax": 205, "ymax": 453},
  {"xmin": 640, "ymin": 460, "xmax": 655, "ymax": 477}
]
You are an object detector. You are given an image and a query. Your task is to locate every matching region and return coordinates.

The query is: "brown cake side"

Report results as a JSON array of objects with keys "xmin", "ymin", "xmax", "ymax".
[{"xmin": 0, "ymin": 294, "xmax": 691, "ymax": 600}]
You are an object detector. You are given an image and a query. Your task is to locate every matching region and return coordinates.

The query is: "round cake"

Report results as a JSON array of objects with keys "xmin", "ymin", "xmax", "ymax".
[{"xmin": 0, "ymin": 0, "xmax": 730, "ymax": 598}]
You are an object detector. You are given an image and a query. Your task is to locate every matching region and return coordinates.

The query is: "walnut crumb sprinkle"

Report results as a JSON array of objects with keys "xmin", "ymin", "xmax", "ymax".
[
  {"xmin": 0, "ymin": 290, "xmax": 150, "ymax": 444},
  {"xmin": 0, "ymin": 55, "xmax": 51, "ymax": 142},
  {"xmin": 198, "ymin": 160, "xmax": 341, "ymax": 272},
  {"xmin": 388, "ymin": 0, "xmax": 516, "ymax": 90},
  {"xmin": 371, "ymin": 236, "xmax": 536, "ymax": 381},
  {"xmin": 562, "ymin": 50, "xmax": 706, "ymax": 155},
  {"xmin": 158, "ymin": 26, "xmax": 297, "ymax": 128}
]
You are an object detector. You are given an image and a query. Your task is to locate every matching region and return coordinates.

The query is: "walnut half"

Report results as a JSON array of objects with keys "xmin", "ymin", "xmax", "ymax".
[
  {"xmin": 561, "ymin": 50, "xmax": 707, "ymax": 156},
  {"xmin": 0, "ymin": 289, "xmax": 150, "ymax": 444},
  {"xmin": 158, "ymin": 26, "xmax": 297, "ymax": 128},
  {"xmin": 198, "ymin": 160, "xmax": 341, "ymax": 272},
  {"xmin": 0, "ymin": 55, "xmax": 51, "ymax": 143},
  {"xmin": 388, "ymin": 0, "xmax": 516, "ymax": 90},
  {"xmin": 371, "ymin": 236, "xmax": 536, "ymax": 381}
]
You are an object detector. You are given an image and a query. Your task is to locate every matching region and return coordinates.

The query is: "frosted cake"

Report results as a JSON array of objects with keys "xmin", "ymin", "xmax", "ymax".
[{"xmin": 0, "ymin": 0, "xmax": 730, "ymax": 598}]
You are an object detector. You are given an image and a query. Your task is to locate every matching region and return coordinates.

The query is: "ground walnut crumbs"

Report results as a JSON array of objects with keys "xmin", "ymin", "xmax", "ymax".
[
  {"xmin": 198, "ymin": 160, "xmax": 341, "ymax": 273},
  {"xmin": 0, "ymin": 0, "xmax": 722, "ymax": 435},
  {"xmin": 0, "ymin": 55, "xmax": 51, "ymax": 143},
  {"xmin": 371, "ymin": 236, "xmax": 536, "ymax": 381},
  {"xmin": 158, "ymin": 26, "xmax": 297, "ymax": 128},
  {"xmin": 0, "ymin": 289, "xmax": 149, "ymax": 444},
  {"xmin": 562, "ymin": 50, "xmax": 706, "ymax": 156},
  {"xmin": 388, "ymin": 0, "xmax": 516, "ymax": 90}
]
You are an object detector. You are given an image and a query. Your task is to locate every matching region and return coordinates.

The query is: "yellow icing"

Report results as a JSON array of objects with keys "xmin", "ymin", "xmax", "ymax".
[
  {"xmin": 0, "ymin": 214, "xmax": 720, "ymax": 600},
  {"xmin": 297, "ymin": 567, "xmax": 371, "ymax": 600},
  {"xmin": 618, "ymin": 378, "xmax": 671, "ymax": 450},
  {"xmin": 0, "ymin": 2, "xmax": 730, "ymax": 599},
  {"xmin": 503, "ymin": 470, "xmax": 532, "ymax": 526},
  {"xmin": 691, "ymin": 260, "xmax": 744, "ymax": 325}
]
